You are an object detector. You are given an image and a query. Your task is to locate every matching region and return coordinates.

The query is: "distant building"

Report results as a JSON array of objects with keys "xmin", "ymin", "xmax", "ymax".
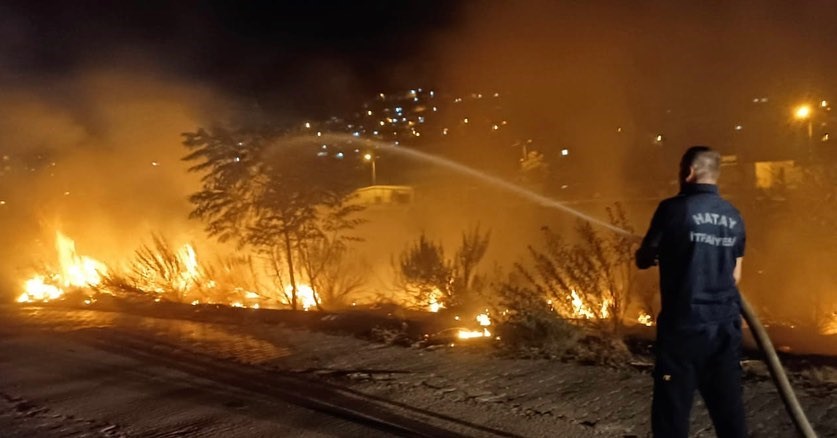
[
  {"xmin": 753, "ymin": 160, "xmax": 802, "ymax": 190},
  {"xmin": 353, "ymin": 185, "xmax": 414, "ymax": 206}
]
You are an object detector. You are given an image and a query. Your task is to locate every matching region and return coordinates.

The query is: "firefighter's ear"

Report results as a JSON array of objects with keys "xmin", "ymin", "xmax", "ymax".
[{"xmin": 684, "ymin": 166, "xmax": 697, "ymax": 183}]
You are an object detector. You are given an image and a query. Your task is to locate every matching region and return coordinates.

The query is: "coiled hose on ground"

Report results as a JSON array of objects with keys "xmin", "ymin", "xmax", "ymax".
[{"xmin": 740, "ymin": 296, "xmax": 817, "ymax": 437}]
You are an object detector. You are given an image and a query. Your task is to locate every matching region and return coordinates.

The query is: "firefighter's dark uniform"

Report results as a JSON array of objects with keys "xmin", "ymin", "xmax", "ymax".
[{"xmin": 636, "ymin": 183, "xmax": 747, "ymax": 438}]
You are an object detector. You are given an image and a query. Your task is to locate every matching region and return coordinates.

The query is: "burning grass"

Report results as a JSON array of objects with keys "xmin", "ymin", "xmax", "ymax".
[
  {"xmin": 15, "ymin": 231, "xmax": 834, "ymax": 366},
  {"xmin": 18, "ymin": 231, "xmax": 312, "ymax": 310},
  {"xmin": 14, "ymin": 229, "xmax": 651, "ymax": 370},
  {"xmin": 17, "ymin": 231, "xmax": 108, "ymax": 304},
  {"xmin": 820, "ymin": 313, "xmax": 837, "ymax": 336},
  {"xmin": 15, "ymin": 228, "xmax": 643, "ymax": 365},
  {"xmin": 112, "ymin": 234, "xmax": 207, "ymax": 301}
]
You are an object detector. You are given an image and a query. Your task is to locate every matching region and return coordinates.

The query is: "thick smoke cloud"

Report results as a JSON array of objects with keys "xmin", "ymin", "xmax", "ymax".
[
  {"xmin": 427, "ymin": 0, "xmax": 837, "ymax": 188},
  {"xmin": 0, "ymin": 66, "xmax": 229, "ymax": 299}
]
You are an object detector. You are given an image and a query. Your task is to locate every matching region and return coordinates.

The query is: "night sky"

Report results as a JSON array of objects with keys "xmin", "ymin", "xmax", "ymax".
[
  {"xmin": 3, "ymin": 1, "xmax": 837, "ymax": 119},
  {"xmin": 0, "ymin": 0, "xmax": 460, "ymax": 116},
  {"xmin": 2, "ymin": 0, "xmax": 837, "ymax": 157}
]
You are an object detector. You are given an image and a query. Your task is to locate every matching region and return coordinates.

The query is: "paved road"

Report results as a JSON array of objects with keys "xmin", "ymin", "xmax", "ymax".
[
  {"xmin": 0, "ymin": 306, "xmax": 522, "ymax": 437},
  {"xmin": 6, "ymin": 305, "xmax": 828, "ymax": 437}
]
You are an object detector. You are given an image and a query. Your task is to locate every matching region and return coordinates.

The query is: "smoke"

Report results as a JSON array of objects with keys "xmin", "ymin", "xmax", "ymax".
[
  {"xmin": 421, "ymin": 0, "xmax": 837, "ymax": 190},
  {"xmin": 0, "ymin": 65, "xmax": 231, "ymax": 299}
]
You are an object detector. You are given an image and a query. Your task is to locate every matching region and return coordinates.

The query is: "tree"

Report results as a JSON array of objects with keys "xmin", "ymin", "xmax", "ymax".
[
  {"xmin": 182, "ymin": 125, "xmax": 364, "ymax": 310},
  {"xmin": 296, "ymin": 196, "xmax": 366, "ymax": 309}
]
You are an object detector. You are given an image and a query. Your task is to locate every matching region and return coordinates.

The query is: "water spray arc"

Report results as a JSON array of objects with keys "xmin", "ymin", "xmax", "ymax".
[
  {"xmin": 315, "ymin": 134, "xmax": 632, "ymax": 236},
  {"xmin": 306, "ymin": 133, "xmax": 815, "ymax": 437}
]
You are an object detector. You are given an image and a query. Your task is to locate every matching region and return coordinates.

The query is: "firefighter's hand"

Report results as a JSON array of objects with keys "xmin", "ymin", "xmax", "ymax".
[{"xmin": 635, "ymin": 247, "xmax": 658, "ymax": 269}]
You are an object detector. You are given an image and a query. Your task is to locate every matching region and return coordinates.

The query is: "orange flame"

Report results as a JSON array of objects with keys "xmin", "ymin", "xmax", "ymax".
[
  {"xmin": 286, "ymin": 284, "xmax": 319, "ymax": 311},
  {"xmin": 457, "ymin": 312, "xmax": 492, "ymax": 340},
  {"xmin": 17, "ymin": 231, "xmax": 107, "ymax": 303},
  {"xmin": 56, "ymin": 231, "xmax": 107, "ymax": 288},
  {"xmin": 637, "ymin": 311, "xmax": 654, "ymax": 327},
  {"xmin": 18, "ymin": 275, "xmax": 63, "ymax": 303},
  {"xmin": 17, "ymin": 231, "xmax": 320, "ymax": 311},
  {"xmin": 175, "ymin": 244, "xmax": 201, "ymax": 290},
  {"xmin": 600, "ymin": 298, "xmax": 611, "ymax": 319},
  {"xmin": 457, "ymin": 328, "xmax": 491, "ymax": 339},
  {"xmin": 428, "ymin": 288, "xmax": 444, "ymax": 312},
  {"xmin": 821, "ymin": 313, "xmax": 837, "ymax": 335},
  {"xmin": 570, "ymin": 289, "xmax": 596, "ymax": 319}
]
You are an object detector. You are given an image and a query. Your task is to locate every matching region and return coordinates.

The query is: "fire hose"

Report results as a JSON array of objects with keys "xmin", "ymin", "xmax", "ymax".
[{"xmin": 739, "ymin": 296, "xmax": 817, "ymax": 437}]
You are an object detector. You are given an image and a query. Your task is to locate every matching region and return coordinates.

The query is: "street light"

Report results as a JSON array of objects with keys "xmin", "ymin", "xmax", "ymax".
[
  {"xmin": 793, "ymin": 104, "xmax": 813, "ymax": 158},
  {"xmin": 794, "ymin": 105, "xmax": 811, "ymax": 120},
  {"xmin": 363, "ymin": 153, "xmax": 376, "ymax": 186}
]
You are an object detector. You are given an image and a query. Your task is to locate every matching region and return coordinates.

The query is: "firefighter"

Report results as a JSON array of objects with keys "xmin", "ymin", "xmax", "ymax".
[{"xmin": 636, "ymin": 146, "xmax": 747, "ymax": 437}]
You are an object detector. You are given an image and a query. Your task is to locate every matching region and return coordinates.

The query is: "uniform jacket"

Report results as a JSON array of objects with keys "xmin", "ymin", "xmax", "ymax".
[{"xmin": 636, "ymin": 183, "xmax": 746, "ymax": 330}]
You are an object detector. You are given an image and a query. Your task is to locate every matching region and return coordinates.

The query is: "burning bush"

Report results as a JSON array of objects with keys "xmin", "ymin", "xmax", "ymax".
[
  {"xmin": 395, "ymin": 233, "xmax": 452, "ymax": 310},
  {"xmin": 126, "ymin": 234, "xmax": 204, "ymax": 301},
  {"xmin": 394, "ymin": 225, "xmax": 491, "ymax": 312},
  {"xmin": 492, "ymin": 282, "xmax": 581, "ymax": 358},
  {"xmin": 18, "ymin": 225, "xmax": 363, "ymax": 311},
  {"xmin": 492, "ymin": 281, "xmax": 634, "ymax": 365},
  {"xmin": 99, "ymin": 234, "xmax": 277, "ymax": 306},
  {"xmin": 510, "ymin": 204, "xmax": 638, "ymax": 334}
]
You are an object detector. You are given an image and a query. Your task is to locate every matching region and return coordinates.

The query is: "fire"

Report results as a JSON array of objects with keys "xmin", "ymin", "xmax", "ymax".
[
  {"xmin": 821, "ymin": 313, "xmax": 837, "ymax": 335},
  {"xmin": 18, "ymin": 231, "xmax": 107, "ymax": 303},
  {"xmin": 56, "ymin": 231, "xmax": 107, "ymax": 288},
  {"xmin": 570, "ymin": 289, "xmax": 596, "ymax": 319},
  {"xmin": 428, "ymin": 288, "xmax": 445, "ymax": 312},
  {"xmin": 457, "ymin": 328, "xmax": 491, "ymax": 339},
  {"xmin": 17, "ymin": 231, "xmax": 324, "ymax": 311},
  {"xmin": 134, "ymin": 242, "xmax": 203, "ymax": 293},
  {"xmin": 637, "ymin": 311, "xmax": 654, "ymax": 327},
  {"xmin": 244, "ymin": 291, "xmax": 260, "ymax": 299},
  {"xmin": 18, "ymin": 276, "xmax": 63, "ymax": 303},
  {"xmin": 286, "ymin": 284, "xmax": 319, "ymax": 311},
  {"xmin": 457, "ymin": 312, "xmax": 492, "ymax": 340},
  {"xmin": 175, "ymin": 244, "xmax": 201, "ymax": 290},
  {"xmin": 600, "ymin": 298, "xmax": 611, "ymax": 319}
]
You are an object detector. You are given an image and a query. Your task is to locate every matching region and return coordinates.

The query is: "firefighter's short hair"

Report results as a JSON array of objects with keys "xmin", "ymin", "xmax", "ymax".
[{"xmin": 680, "ymin": 145, "xmax": 721, "ymax": 182}]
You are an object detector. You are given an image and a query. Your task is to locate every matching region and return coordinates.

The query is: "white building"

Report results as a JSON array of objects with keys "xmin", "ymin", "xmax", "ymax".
[{"xmin": 352, "ymin": 185, "xmax": 414, "ymax": 206}]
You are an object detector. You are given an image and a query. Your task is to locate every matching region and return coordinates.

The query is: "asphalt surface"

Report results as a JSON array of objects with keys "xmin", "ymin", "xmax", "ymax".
[
  {"xmin": 0, "ymin": 307, "xmax": 527, "ymax": 438},
  {"xmin": 6, "ymin": 305, "xmax": 830, "ymax": 437}
]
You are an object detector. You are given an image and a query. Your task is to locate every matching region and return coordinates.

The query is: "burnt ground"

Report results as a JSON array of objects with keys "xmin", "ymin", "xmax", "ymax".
[{"xmin": 1, "ymin": 302, "xmax": 836, "ymax": 437}]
